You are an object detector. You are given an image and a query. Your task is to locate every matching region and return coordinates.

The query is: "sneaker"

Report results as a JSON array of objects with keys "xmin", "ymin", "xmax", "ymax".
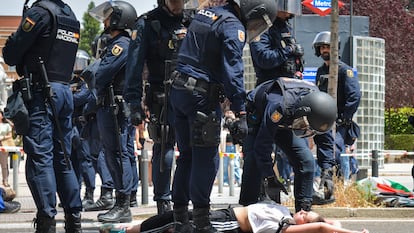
[{"xmin": 2, "ymin": 201, "xmax": 21, "ymax": 213}]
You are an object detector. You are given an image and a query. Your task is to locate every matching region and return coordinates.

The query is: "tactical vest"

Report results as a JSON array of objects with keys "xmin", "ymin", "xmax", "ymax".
[
  {"xmin": 178, "ymin": 7, "xmax": 237, "ymax": 82},
  {"xmin": 145, "ymin": 9, "xmax": 186, "ymax": 83},
  {"xmin": 247, "ymin": 78, "xmax": 318, "ymax": 124},
  {"xmin": 26, "ymin": 0, "xmax": 80, "ymax": 83}
]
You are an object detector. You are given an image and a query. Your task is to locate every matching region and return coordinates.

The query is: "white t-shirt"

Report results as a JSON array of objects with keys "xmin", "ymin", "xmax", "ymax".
[{"xmin": 247, "ymin": 202, "xmax": 295, "ymax": 233}]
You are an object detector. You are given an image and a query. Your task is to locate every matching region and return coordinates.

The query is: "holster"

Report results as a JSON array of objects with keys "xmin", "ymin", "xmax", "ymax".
[
  {"xmin": 147, "ymin": 114, "xmax": 161, "ymax": 144},
  {"xmin": 192, "ymin": 111, "xmax": 221, "ymax": 147},
  {"xmin": 13, "ymin": 76, "xmax": 33, "ymax": 103}
]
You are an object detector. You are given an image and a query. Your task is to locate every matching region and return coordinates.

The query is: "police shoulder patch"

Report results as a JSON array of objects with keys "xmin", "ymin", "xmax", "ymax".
[
  {"xmin": 238, "ymin": 30, "xmax": 245, "ymax": 43},
  {"xmin": 22, "ymin": 17, "xmax": 36, "ymax": 32},
  {"xmin": 271, "ymin": 110, "xmax": 283, "ymax": 123},
  {"xmin": 111, "ymin": 44, "xmax": 123, "ymax": 56},
  {"xmin": 346, "ymin": 69, "xmax": 354, "ymax": 78}
]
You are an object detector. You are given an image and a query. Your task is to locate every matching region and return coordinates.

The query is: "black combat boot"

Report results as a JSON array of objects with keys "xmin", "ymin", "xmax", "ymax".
[
  {"xmin": 173, "ymin": 206, "xmax": 193, "ymax": 233},
  {"xmin": 34, "ymin": 215, "xmax": 56, "ymax": 233},
  {"xmin": 295, "ymin": 199, "xmax": 312, "ymax": 213},
  {"xmin": 157, "ymin": 200, "xmax": 172, "ymax": 215},
  {"xmin": 130, "ymin": 191, "xmax": 138, "ymax": 207},
  {"xmin": 84, "ymin": 187, "xmax": 114, "ymax": 211},
  {"xmin": 82, "ymin": 188, "xmax": 94, "ymax": 208},
  {"xmin": 64, "ymin": 212, "xmax": 82, "ymax": 233},
  {"xmin": 98, "ymin": 192, "xmax": 132, "ymax": 223},
  {"xmin": 193, "ymin": 207, "xmax": 218, "ymax": 233}
]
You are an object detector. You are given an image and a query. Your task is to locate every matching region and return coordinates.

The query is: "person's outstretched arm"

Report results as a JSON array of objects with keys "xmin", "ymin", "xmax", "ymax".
[{"xmin": 283, "ymin": 222, "xmax": 369, "ymax": 233}]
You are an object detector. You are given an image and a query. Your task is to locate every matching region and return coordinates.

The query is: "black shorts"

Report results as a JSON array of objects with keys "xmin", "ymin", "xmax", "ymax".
[{"xmin": 140, "ymin": 208, "xmax": 243, "ymax": 233}]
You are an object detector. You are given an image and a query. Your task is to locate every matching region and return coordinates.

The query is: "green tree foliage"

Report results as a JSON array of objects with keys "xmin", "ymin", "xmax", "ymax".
[
  {"xmin": 384, "ymin": 107, "xmax": 414, "ymax": 135},
  {"xmin": 78, "ymin": 1, "xmax": 101, "ymax": 56}
]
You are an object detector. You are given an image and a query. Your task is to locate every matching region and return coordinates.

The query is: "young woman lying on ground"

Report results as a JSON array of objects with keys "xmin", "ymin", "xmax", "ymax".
[{"xmin": 121, "ymin": 201, "xmax": 369, "ymax": 233}]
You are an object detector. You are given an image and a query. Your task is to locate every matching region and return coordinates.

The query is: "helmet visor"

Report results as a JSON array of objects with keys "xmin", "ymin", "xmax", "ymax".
[
  {"xmin": 73, "ymin": 53, "xmax": 90, "ymax": 73},
  {"xmin": 277, "ymin": 0, "xmax": 302, "ymax": 15},
  {"xmin": 246, "ymin": 14, "xmax": 273, "ymax": 42},
  {"xmin": 89, "ymin": 2, "xmax": 114, "ymax": 22},
  {"xmin": 291, "ymin": 116, "xmax": 316, "ymax": 138}
]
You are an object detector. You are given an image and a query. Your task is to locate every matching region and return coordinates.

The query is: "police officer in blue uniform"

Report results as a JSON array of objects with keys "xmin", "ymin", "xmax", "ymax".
[
  {"xmin": 79, "ymin": 36, "xmax": 116, "ymax": 212},
  {"xmin": 71, "ymin": 50, "xmax": 97, "ymax": 209},
  {"xmin": 249, "ymin": 0, "xmax": 304, "ymax": 85},
  {"xmin": 240, "ymin": 0, "xmax": 311, "ymax": 207},
  {"xmin": 242, "ymin": 77, "xmax": 337, "ymax": 213},
  {"xmin": 2, "ymin": 0, "xmax": 82, "ymax": 232},
  {"xmin": 88, "ymin": 0, "xmax": 137, "ymax": 223},
  {"xmin": 312, "ymin": 31, "xmax": 361, "ymax": 203},
  {"xmin": 124, "ymin": 0, "xmax": 187, "ymax": 215},
  {"xmin": 169, "ymin": 0, "xmax": 278, "ymax": 232}
]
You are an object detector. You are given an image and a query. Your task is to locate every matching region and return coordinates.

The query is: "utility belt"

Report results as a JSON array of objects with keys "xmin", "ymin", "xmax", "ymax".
[
  {"xmin": 172, "ymin": 71, "xmax": 211, "ymax": 94},
  {"xmin": 13, "ymin": 75, "xmax": 68, "ymax": 103},
  {"xmin": 172, "ymin": 71, "xmax": 225, "ymax": 107},
  {"xmin": 97, "ymin": 93, "xmax": 124, "ymax": 106}
]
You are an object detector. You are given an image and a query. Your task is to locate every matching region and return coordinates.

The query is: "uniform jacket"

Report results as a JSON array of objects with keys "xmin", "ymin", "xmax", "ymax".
[
  {"xmin": 95, "ymin": 31, "xmax": 130, "ymax": 97},
  {"xmin": 3, "ymin": 0, "xmax": 79, "ymax": 83},
  {"xmin": 249, "ymin": 18, "xmax": 294, "ymax": 82},
  {"xmin": 315, "ymin": 60, "xmax": 361, "ymax": 120},
  {"xmin": 124, "ymin": 7, "xmax": 185, "ymax": 109},
  {"xmin": 176, "ymin": 4, "xmax": 246, "ymax": 112}
]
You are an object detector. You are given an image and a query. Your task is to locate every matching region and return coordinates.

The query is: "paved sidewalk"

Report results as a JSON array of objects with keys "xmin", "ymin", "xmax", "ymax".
[{"xmin": 1, "ymin": 161, "xmax": 413, "ymax": 232}]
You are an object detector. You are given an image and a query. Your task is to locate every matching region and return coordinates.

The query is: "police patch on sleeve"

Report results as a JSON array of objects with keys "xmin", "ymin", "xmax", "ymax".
[
  {"xmin": 22, "ymin": 17, "xmax": 36, "ymax": 32},
  {"xmin": 347, "ymin": 69, "xmax": 354, "ymax": 78},
  {"xmin": 111, "ymin": 44, "xmax": 123, "ymax": 56},
  {"xmin": 271, "ymin": 111, "xmax": 283, "ymax": 123},
  {"xmin": 238, "ymin": 30, "xmax": 245, "ymax": 43}
]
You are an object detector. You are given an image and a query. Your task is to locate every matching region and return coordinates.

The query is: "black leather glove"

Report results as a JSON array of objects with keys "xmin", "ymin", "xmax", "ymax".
[
  {"xmin": 292, "ymin": 43, "xmax": 304, "ymax": 56},
  {"xmin": 229, "ymin": 114, "xmax": 248, "ymax": 145},
  {"xmin": 130, "ymin": 105, "xmax": 144, "ymax": 126},
  {"xmin": 265, "ymin": 176, "xmax": 289, "ymax": 195}
]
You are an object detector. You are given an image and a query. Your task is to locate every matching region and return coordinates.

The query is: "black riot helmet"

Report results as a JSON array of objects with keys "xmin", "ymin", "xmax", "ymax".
[
  {"xmin": 89, "ymin": 1, "xmax": 137, "ymax": 30},
  {"xmin": 73, "ymin": 50, "xmax": 90, "ymax": 74},
  {"xmin": 277, "ymin": 0, "xmax": 302, "ymax": 16},
  {"xmin": 233, "ymin": 0, "xmax": 278, "ymax": 42},
  {"xmin": 291, "ymin": 91, "xmax": 337, "ymax": 138},
  {"xmin": 312, "ymin": 31, "xmax": 341, "ymax": 57}
]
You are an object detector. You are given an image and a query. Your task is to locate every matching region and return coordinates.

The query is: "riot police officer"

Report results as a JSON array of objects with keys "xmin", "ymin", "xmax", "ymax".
[
  {"xmin": 81, "ymin": 34, "xmax": 116, "ymax": 212},
  {"xmin": 312, "ymin": 31, "xmax": 361, "ymax": 204},
  {"xmin": 249, "ymin": 0, "xmax": 304, "ymax": 85},
  {"xmin": 88, "ymin": 0, "xmax": 137, "ymax": 223},
  {"xmin": 169, "ymin": 0, "xmax": 278, "ymax": 232},
  {"xmin": 240, "ymin": 0, "xmax": 308, "ymax": 207},
  {"xmin": 2, "ymin": 0, "xmax": 82, "ymax": 232},
  {"xmin": 71, "ymin": 50, "xmax": 97, "ymax": 209},
  {"xmin": 242, "ymin": 77, "xmax": 337, "ymax": 212},
  {"xmin": 124, "ymin": 0, "xmax": 187, "ymax": 215}
]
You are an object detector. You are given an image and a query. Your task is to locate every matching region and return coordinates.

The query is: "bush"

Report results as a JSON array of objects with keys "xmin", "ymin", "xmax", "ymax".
[
  {"xmin": 384, "ymin": 107, "xmax": 414, "ymax": 135},
  {"xmin": 384, "ymin": 134, "xmax": 414, "ymax": 151}
]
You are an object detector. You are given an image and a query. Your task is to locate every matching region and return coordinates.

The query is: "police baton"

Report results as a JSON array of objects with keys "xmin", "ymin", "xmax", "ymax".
[
  {"xmin": 160, "ymin": 60, "xmax": 174, "ymax": 173},
  {"xmin": 38, "ymin": 58, "xmax": 72, "ymax": 170},
  {"xmin": 108, "ymin": 84, "xmax": 124, "ymax": 174}
]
